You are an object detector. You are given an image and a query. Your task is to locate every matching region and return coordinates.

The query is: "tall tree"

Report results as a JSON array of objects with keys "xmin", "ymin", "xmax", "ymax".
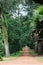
[{"xmin": 0, "ymin": 0, "xmax": 17, "ymax": 56}]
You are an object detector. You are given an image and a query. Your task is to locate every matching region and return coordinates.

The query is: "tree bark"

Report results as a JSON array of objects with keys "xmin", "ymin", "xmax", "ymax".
[
  {"xmin": 35, "ymin": 42, "xmax": 38, "ymax": 53},
  {"xmin": 38, "ymin": 43, "xmax": 42, "ymax": 54}
]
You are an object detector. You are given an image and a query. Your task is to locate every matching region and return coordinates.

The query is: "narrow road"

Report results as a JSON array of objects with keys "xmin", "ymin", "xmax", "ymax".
[
  {"xmin": 0, "ymin": 46, "xmax": 43, "ymax": 65},
  {"xmin": 0, "ymin": 56, "xmax": 43, "ymax": 65}
]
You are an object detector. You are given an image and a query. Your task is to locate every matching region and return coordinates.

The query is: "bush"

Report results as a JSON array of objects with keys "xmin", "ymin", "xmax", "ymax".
[
  {"xmin": 10, "ymin": 50, "xmax": 23, "ymax": 57},
  {"xmin": 29, "ymin": 49, "xmax": 38, "ymax": 56},
  {"xmin": 0, "ymin": 56, "xmax": 3, "ymax": 61}
]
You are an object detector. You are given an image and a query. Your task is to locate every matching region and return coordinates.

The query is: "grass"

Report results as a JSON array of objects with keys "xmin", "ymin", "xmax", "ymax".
[
  {"xmin": 29, "ymin": 49, "xmax": 38, "ymax": 56},
  {"xmin": 29, "ymin": 49, "xmax": 43, "ymax": 62},
  {"xmin": 0, "ymin": 56, "xmax": 3, "ymax": 61},
  {"xmin": 2, "ymin": 50, "xmax": 23, "ymax": 61},
  {"xmin": 35, "ymin": 56, "xmax": 43, "ymax": 62},
  {"xmin": 1, "ymin": 49, "xmax": 43, "ymax": 62},
  {"xmin": 3, "ymin": 57, "xmax": 16, "ymax": 61}
]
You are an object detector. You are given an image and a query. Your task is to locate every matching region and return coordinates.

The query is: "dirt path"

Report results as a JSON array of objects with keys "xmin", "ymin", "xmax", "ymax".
[
  {"xmin": 0, "ymin": 46, "xmax": 43, "ymax": 65},
  {"xmin": 0, "ymin": 56, "xmax": 43, "ymax": 65}
]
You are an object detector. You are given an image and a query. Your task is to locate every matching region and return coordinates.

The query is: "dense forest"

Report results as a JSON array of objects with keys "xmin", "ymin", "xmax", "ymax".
[{"xmin": 0, "ymin": 0, "xmax": 43, "ymax": 57}]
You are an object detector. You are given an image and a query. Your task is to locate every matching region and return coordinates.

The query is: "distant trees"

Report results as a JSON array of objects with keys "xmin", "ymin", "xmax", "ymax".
[
  {"xmin": 32, "ymin": 6, "xmax": 43, "ymax": 54},
  {"xmin": 0, "ymin": 0, "xmax": 43, "ymax": 56}
]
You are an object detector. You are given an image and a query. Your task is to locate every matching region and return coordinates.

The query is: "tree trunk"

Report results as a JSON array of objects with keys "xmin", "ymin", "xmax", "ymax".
[
  {"xmin": 35, "ymin": 42, "xmax": 38, "ymax": 52},
  {"xmin": 38, "ymin": 43, "xmax": 42, "ymax": 54},
  {"xmin": 1, "ymin": 15, "xmax": 10, "ymax": 56},
  {"xmin": 4, "ymin": 40, "xmax": 10, "ymax": 56}
]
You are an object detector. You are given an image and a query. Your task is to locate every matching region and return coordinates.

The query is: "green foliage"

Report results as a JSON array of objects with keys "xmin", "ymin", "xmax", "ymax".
[
  {"xmin": 11, "ymin": 50, "xmax": 23, "ymax": 57},
  {"xmin": 29, "ymin": 49, "xmax": 38, "ymax": 56},
  {"xmin": 7, "ymin": 14, "xmax": 36, "ymax": 53},
  {"xmin": 0, "ymin": 0, "xmax": 42, "ymax": 56},
  {"xmin": 33, "ymin": 6, "xmax": 43, "ymax": 31},
  {"xmin": 37, "ymin": 6, "xmax": 43, "ymax": 14},
  {"xmin": 0, "ymin": 56, "xmax": 3, "ymax": 61},
  {"xmin": 7, "ymin": 0, "xmax": 39, "ymax": 53}
]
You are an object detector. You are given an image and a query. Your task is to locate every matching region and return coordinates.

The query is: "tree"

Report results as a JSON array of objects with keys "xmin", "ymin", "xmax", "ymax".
[
  {"xmin": 7, "ymin": 0, "xmax": 40, "ymax": 52},
  {"xmin": 0, "ymin": 0, "xmax": 42, "ymax": 56},
  {"xmin": 0, "ymin": 0, "xmax": 17, "ymax": 56},
  {"xmin": 0, "ymin": 0, "xmax": 26, "ymax": 56}
]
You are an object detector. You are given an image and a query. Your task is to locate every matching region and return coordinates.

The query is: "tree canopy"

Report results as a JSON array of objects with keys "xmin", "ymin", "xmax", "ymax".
[{"xmin": 0, "ymin": 0, "xmax": 43, "ymax": 56}]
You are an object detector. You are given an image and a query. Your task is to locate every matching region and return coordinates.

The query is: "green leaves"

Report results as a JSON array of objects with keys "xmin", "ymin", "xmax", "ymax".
[
  {"xmin": 0, "ymin": 28, "xmax": 4, "ymax": 56},
  {"xmin": 37, "ymin": 6, "xmax": 43, "ymax": 14}
]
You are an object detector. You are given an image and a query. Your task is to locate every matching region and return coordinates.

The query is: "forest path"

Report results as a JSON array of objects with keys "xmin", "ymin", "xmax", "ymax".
[{"xmin": 0, "ymin": 46, "xmax": 43, "ymax": 65}]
